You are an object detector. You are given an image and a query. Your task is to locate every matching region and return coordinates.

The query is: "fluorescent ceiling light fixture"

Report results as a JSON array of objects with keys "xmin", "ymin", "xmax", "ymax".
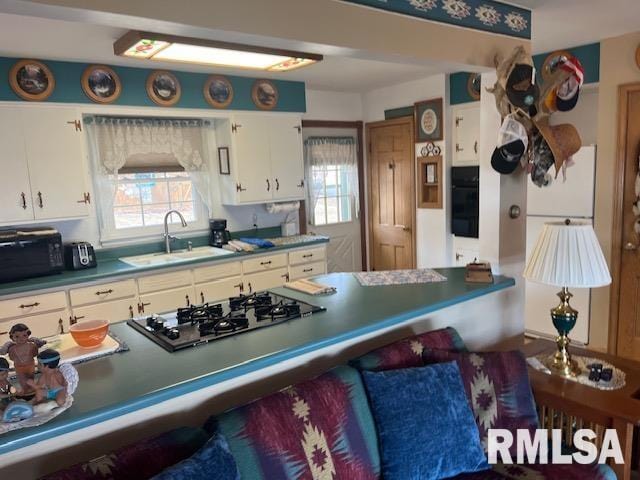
[{"xmin": 114, "ymin": 31, "xmax": 322, "ymax": 71}]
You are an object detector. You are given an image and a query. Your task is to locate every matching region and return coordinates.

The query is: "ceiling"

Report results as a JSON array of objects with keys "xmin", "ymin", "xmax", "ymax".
[{"xmin": 0, "ymin": 13, "xmax": 450, "ymax": 93}]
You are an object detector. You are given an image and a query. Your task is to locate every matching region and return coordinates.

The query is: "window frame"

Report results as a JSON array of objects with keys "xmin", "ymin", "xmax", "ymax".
[
  {"xmin": 99, "ymin": 171, "xmax": 209, "ymax": 244},
  {"xmin": 310, "ymin": 163, "xmax": 354, "ymax": 227}
]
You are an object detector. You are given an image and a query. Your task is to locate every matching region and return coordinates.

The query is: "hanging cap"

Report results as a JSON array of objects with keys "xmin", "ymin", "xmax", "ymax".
[
  {"xmin": 491, "ymin": 114, "xmax": 529, "ymax": 174},
  {"xmin": 555, "ymin": 55, "xmax": 584, "ymax": 112}
]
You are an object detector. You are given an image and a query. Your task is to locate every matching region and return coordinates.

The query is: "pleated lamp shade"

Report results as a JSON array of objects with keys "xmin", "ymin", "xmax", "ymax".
[{"xmin": 523, "ymin": 221, "xmax": 611, "ymax": 288}]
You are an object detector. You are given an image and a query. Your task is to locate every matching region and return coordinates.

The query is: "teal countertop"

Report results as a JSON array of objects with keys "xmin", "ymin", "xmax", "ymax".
[
  {"xmin": 0, "ymin": 235, "xmax": 329, "ymax": 297},
  {"xmin": 0, "ymin": 269, "xmax": 514, "ymax": 455}
]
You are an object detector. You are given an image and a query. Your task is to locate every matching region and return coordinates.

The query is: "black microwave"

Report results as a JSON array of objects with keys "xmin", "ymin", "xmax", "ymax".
[
  {"xmin": 0, "ymin": 227, "xmax": 64, "ymax": 283},
  {"xmin": 451, "ymin": 166, "xmax": 479, "ymax": 238}
]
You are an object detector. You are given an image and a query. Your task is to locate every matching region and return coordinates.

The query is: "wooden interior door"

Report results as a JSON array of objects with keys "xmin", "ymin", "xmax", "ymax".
[
  {"xmin": 366, "ymin": 117, "xmax": 415, "ymax": 271},
  {"xmin": 614, "ymin": 84, "xmax": 640, "ymax": 360}
]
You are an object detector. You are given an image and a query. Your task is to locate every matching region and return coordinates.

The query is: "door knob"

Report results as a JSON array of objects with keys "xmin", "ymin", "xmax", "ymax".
[
  {"xmin": 624, "ymin": 242, "xmax": 638, "ymax": 251},
  {"xmin": 399, "ymin": 225, "xmax": 411, "ymax": 232}
]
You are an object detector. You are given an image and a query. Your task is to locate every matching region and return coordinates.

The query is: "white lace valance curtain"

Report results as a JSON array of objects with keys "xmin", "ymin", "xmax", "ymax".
[
  {"xmin": 304, "ymin": 136, "xmax": 359, "ymax": 224},
  {"xmin": 86, "ymin": 116, "xmax": 213, "ymax": 231}
]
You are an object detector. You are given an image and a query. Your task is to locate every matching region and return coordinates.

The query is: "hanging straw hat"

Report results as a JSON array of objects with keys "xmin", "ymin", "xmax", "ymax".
[{"xmin": 533, "ymin": 117, "xmax": 581, "ymax": 176}]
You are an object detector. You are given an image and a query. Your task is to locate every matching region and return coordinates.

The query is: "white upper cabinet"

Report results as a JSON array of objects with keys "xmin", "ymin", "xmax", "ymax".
[
  {"xmin": 0, "ymin": 105, "xmax": 90, "ymax": 225},
  {"xmin": 452, "ymin": 104, "xmax": 480, "ymax": 166},
  {"xmin": 269, "ymin": 117, "xmax": 304, "ymax": 201},
  {"xmin": 219, "ymin": 114, "xmax": 304, "ymax": 205},
  {"xmin": 21, "ymin": 107, "xmax": 90, "ymax": 220},
  {"xmin": 0, "ymin": 107, "xmax": 33, "ymax": 223}
]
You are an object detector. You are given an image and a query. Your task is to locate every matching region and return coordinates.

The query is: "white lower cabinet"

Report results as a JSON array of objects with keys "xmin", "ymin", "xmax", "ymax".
[
  {"xmin": 138, "ymin": 286, "xmax": 196, "ymax": 315},
  {"xmin": 244, "ymin": 268, "xmax": 289, "ymax": 293},
  {"xmin": 289, "ymin": 261, "xmax": 326, "ymax": 281},
  {"xmin": 0, "ymin": 310, "xmax": 69, "ymax": 343},
  {"xmin": 197, "ymin": 276, "xmax": 244, "ymax": 304},
  {"xmin": 71, "ymin": 298, "xmax": 137, "ymax": 325}
]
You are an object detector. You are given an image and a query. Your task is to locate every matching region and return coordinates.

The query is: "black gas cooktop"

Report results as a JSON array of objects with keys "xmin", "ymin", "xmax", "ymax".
[{"xmin": 126, "ymin": 291, "xmax": 325, "ymax": 352}]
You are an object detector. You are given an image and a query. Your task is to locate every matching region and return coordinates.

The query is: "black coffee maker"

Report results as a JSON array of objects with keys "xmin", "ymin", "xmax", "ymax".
[{"xmin": 210, "ymin": 219, "xmax": 231, "ymax": 247}]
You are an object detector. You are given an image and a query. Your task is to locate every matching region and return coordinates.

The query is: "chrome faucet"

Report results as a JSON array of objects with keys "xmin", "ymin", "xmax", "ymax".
[{"xmin": 163, "ymin": 210, "xmax": 188, "ymax": 254}]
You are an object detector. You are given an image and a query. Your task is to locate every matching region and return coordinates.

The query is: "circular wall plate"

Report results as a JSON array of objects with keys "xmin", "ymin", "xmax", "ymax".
[
  {"xmin": 541, "ymin": 49, "xmax": 572, "ymax": 80},
  {"xmin": 9, "ymin": 59, "xmax": 55, "ymax": 101},
  {"xmin": 203, "ymin": 75, "xmax": 234, "ymax": 109},
  {"xmin": 146, "ymin": 70, "xmax": 181, "ymax": 107},
  {"xmin": 467, "ymin": 73, "xmax": 481, "ymax": 100},
  {"xmin": 251, "ymin": 79, "xmax": 279, "ymax": 110},
  {"xmin": 81, "ymin": 65, "xmax": 122, "ymax": 104}
]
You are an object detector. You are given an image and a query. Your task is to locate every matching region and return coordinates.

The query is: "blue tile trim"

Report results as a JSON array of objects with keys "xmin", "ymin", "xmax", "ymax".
[
  {"xmin": 0, "ymin": 274, "xmax": 515, "ymax": 455},
  {"xmin": 340, "ymin": 0, "xmax": 531, "ymax": 39},
  {"xmin": 0, "ymin": 57, "xmax": 306, "ymax": 112}
]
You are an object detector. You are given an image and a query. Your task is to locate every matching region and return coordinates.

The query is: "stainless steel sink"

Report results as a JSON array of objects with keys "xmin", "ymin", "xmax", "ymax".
[{"xmin": 119, "ymin": 246, "xmax": 233, "ymax": 267}]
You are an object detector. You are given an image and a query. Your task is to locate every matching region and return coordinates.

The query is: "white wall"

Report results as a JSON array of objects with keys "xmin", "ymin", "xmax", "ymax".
[
  {"xmin": 305, "ymin": 89, "xmax": 363, "ymax": 121},
  {"xmin": 362, "ymin": 74, "xmax": 451, "ymax": 268}
]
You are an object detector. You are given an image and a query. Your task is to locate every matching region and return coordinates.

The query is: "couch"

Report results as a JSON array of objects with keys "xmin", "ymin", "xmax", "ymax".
[{"xmin": 44, "ymin": 327, "xmax": 617, "ymax": 480}]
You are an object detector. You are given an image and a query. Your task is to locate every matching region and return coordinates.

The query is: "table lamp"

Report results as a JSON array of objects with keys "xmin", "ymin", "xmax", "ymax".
[{"xmin": 523, "ymin": 220, "xmax": 611, "ymax": 377}]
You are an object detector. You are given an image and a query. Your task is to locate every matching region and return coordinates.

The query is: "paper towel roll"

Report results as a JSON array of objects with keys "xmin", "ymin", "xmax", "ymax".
[{"xmin": 265, "ymin": 201, "xmax": 300, "ymax": 214}]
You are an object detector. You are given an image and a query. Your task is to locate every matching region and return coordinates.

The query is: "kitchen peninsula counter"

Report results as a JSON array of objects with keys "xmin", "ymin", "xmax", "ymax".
[{"xmin": 0, "ymin": 269, "xmax": 515, "ymax": 458}]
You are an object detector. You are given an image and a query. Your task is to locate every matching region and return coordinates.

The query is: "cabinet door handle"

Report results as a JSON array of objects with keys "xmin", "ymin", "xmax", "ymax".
[
  {"xmin": 236, "ymin": 183, "xmax": 246, "ymax": 192},
  {"xmin": 455, "ymin": 116, "xmax": 463, "ymax": 127},
  {"xmin": 302, "ymin": 254, "xmax": 313, "ymax": 258},
  {"xmin": 37, "ymin": 191, "xmax": 44, "ymax": 208},
  {"xmin": 67, "ymin": 120, "xmax": 82, "ymax": 131},
  {"xmin": 95, "ymin": 289, "xmax": 114, "ymax": 296},
  {"xmin": 456, "ymin": 252, "xmax": 464, "ymax": 261},
  {"xmin": 303, "ymin": 268, "xmax": 313, "ymax": 273},
  {"xmin": 77, "ymin": 192, "xmax": 91, "ymax": 204},
  {"xmin": 260, "ymin": 260, "xmax": 272, "ymax": 266},
  {"xmin": 266, "ymin": 179, "xmax": 271, "ymax": 192},
  {"xmin": 19, "ymin": 302, "xmax": 40, "ymax": 309},
  {"xmin": 138, "ymin": 302, "xmax": 151, "ymax": 314},
  {"xmin": 129, "ymin": 305, "xmax": 134, "ymax": 318},
  {"xmin": 294, "ymin": 125, "xmax": 301, "ymax": 133},
  {"xmin": 20, "ymin": 192, "xmax": 27, "ymax": 209},
  {"xmin": 185, "ymin": 294, "xmax": 191, "ymax": 307},
  {"xmin": 297, "ymin": 179, "xmax": 304, "ymax": 188},
  {"xmin": 456, "ymin": 143, "xmax": 464, "ymax": 152},
  {"xmin": 58, "ymin": 318, "xmax": 65, "ymax": 334},
  {"xmin": 247, "ymin": 282, "xmax": 253, "ymax": 293},
  {"xmin": 70, "ymin": 315, "xmax": 84, "ymax": 325},
  {"xmin": 275, "ymin": 178, "xmax": 280, "ymax": 191},
  {"xmin": 200, "ymin": 292, "xmax": 205, "ymax": 304},
  {"xmin": 473, "ymin": 141, "xmax": 478, "ymax": 154},
  {"xmin": 231, "ymin": 123, "xmax": 242, "ymax": 133},
  {"xmin": 234, "ymin": 282, "xmax": 244, "ymax": 293},
  {"xmin": 281, "ymin": 273, "xmax": 290, "ymax": 282}
]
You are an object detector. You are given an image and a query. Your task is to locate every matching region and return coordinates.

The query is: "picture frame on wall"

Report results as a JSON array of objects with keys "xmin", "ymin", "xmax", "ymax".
[
  {"xmin": 9, "ymin": 59, "xmax": 55, "ymax": 101},
  {"xmin": 146, "ymin": 70, "xmax": 181, "ymax": 107},
  {"xmin": 414, "ymin": 98, "xmax": 443, "ymax": 142},
  {"xmin": 204, "ymin": 75, "xmax": 234, "ymax": 109},
  {"xmin": 218, "ymin": 147, "xmax": 230, "ymax": 175},
  {"xmin": 81, "ymin": 65, "xmax": 122, "ymax": 104}
]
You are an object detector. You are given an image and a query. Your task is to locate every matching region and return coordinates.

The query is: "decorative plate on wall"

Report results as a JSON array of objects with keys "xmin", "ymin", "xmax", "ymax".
[
  {"xmin": 81, "ymin": 65, "xmax": 122, "ymax": 104},
  {"xmin": 146, "ymin": 70, "xmax": 181, "ymax": 107},
  {"xmin": 414, "ymin": 98, "xmax": 443, "ymax": 142},
  {"xmin": 541, "ymin": 49, "xmax": 572, "ymax": 80},
  {"xmin": 467, "ymin": 73, "xmax": 481, "ymax": 100},
  {"xmin": 636, "ymin": 44, "xmax": 640, "ymax": 70},
  {"xmin": 9, "ymin": 59, "xmax": 55, "ymax": 101},
  {"xmin": 204, "ymin": 75, "xmax": 233, "ymax": 108},
  {"xmin": 251, "ymin": 79, "xmax": 279, "ymax": 110}
]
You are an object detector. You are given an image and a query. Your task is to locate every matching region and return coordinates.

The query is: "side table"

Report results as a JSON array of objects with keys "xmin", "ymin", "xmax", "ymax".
[{"xmin": 523, "ymin": 339, "xmax": 640, "ymax": 480}]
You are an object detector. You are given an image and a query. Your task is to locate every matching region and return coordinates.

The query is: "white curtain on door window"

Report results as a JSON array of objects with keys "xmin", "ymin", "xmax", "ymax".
[
  {"xmin": 304, "ymin": 136, "xmax": 359, "ymax": 225},
  {"xmin": 86, "ymin": 117, "xmax": 213, "ymax": 231}
]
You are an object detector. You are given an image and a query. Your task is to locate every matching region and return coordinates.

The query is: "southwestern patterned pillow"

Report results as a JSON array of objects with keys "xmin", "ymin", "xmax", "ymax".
[
  {"xmin": 42, "ymin": 426, "xmax": 209, "ymax": 480},
  {"xmin": 350, "ymin": 327, "xmax": 466, "ymax": 372},
  {"xmin": 214, "ymin": 365, "xmax": 381, "ymax": 480},
  {"xmin": 447, "ymin": 461, "xmax": 617, "ymax": 479},
  {"xmin": 422, "ymin": 350, "xmax": 539, "ymax": 454}
]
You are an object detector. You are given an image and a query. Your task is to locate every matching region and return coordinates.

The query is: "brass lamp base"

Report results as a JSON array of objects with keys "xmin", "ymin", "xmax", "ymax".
[{"xmin": 545, "ymin": 287, "xmax": 581, "ymax": 378}]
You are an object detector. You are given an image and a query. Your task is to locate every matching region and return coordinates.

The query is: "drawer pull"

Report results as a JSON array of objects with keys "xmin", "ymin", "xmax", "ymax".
[
  {"xmin": 37, "ymin": 191, "xmax": 44, "ymax": 208},
  {"xmin": 129, "ymin": 305, "xmax": 134, "ymax": 318},
  {"xmin": 19, "ymin": 302, "xmax": 40, "ymax": 309},
  {"xmin": 58, "ymin": 318, "xmax": 65, "ymax": 334},
  {"xmin": 266, "ymin": 179, "xmax": 271, "ymax": 192},
  {"xmin": 275, "ymin": 178, "xmax": 280, "ymax": 191},
  {"xmin": 302, "ymin": 254, "xmax": 313, "ymax": 258},
  {"xmin": 303, "ymin": 268, "xmax": 313, "ymax": 273},
  {"xmin": 95, "ymin": 289, "xmax": 114, "ymax": 296},
  {"xmin": 20, "ymin": 192, "xmax": 27, "ymax": 209},
  {"xmin": 260, "ymin": 260, "xmax": 272, "ymax": 266}
]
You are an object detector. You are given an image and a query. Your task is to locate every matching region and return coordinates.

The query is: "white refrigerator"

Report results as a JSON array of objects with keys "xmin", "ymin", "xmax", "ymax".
[{"xmin": 524, "ymin": 146, "xmax": 596, "ymax": 344}]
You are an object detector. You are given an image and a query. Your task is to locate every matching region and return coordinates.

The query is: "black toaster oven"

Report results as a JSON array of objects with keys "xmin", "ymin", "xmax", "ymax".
[{"xmin": 0, "ymin": 227, "xmax": 64, "ymax": 283}]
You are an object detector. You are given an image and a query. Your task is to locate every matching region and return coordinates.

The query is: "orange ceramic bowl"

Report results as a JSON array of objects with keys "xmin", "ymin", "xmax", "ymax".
[{"xmin": 69, "ymin": 319, "xmax": 109, "ymax": 348}]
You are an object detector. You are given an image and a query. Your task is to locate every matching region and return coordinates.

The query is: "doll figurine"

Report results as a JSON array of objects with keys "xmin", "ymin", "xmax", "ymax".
[
  {"xmin": 0, "ymin": 324, "xmax": 47, "ymax": 395},
  {"xmin": 28, "ymin": 349, "xmax": 67, "ymax": 407}
]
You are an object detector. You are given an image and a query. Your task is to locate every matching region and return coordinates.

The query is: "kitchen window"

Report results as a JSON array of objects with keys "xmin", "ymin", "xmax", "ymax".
[
  {"xmin": 304, "ymin": 136, "xmax": 359, "ymax": 226},
  {"xmin": 87, "ymin": 116, "xmax": 212, "ymax": 243}
]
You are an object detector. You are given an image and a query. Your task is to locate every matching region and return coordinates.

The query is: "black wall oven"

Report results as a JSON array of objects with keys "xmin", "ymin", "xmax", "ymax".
[{"xmin": 451, "ymin": 166, "xmax": 479, "ymax": 238}]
